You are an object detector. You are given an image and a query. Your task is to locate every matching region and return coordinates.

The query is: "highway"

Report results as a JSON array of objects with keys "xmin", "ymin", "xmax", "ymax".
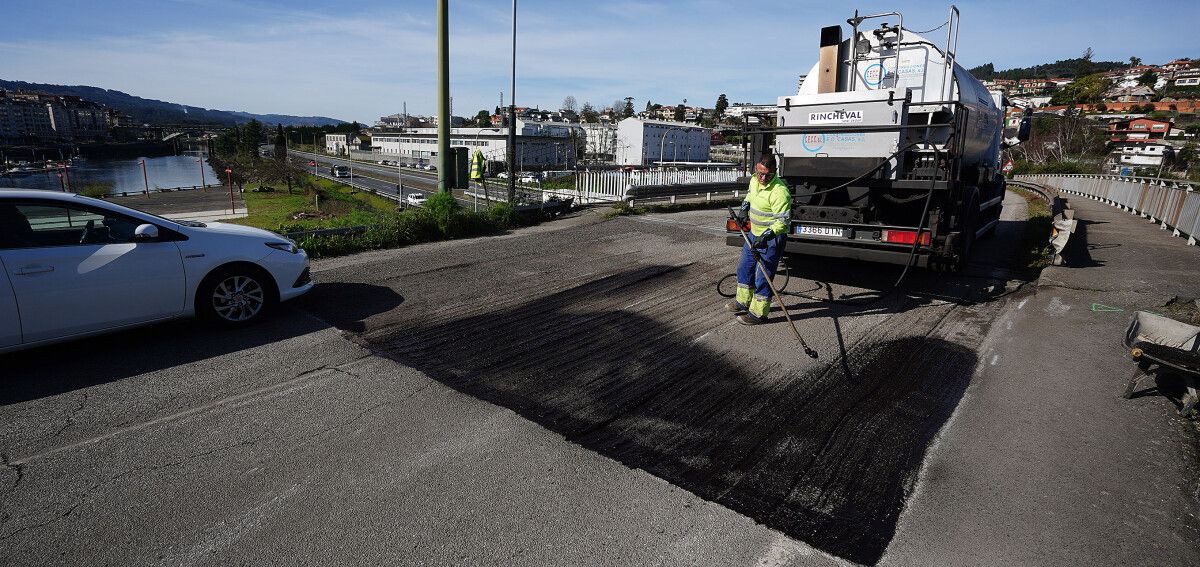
[{"xmin": 290, "ymin": 148, "xmax": 549, "ymax": 207}]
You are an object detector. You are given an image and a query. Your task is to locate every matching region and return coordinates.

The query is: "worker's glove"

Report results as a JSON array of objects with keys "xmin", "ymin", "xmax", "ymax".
[
  {"xmin": 737, "ymin": 201, "xmax": 751, "ymax": 221},
  {"xmin": 753, "ymin": 229, "xmax": 775, "ymax": 249}
]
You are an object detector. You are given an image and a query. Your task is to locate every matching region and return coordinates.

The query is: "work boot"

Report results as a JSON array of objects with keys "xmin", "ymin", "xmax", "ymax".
[
  {"xmin": 737, "ymin": 313, "xmax": 766, "ymax": 326},
  {"xmin": 724, "ymin": 301, "xmax": 747, "ymax": 313}
]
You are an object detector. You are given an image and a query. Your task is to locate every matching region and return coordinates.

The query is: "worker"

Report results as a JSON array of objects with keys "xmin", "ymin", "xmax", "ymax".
[
  {"xmin": 469, "ymin": 148, "xmax": 487, "ymax": 203},
  {"xmin": 726, "ymin": 154, "xmax": 792, "ymax": 325}
]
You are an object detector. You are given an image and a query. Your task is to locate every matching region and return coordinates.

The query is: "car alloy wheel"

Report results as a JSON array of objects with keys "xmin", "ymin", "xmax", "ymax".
[{"xmin": 211, "ymin": 275, "xmax": 265, "ymax": 322}]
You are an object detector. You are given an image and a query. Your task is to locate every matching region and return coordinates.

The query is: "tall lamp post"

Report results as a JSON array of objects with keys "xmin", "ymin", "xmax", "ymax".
[
  {"xmin": 195, "ymin": 158, "xmax": 206, "ymax": 191},
  {"xmin": 139, "ymin": 159, "xmax": 150, "ymax": 197},
  {"xmin": 658, "ymin": 126, "xmax": 686, "ymax": 167},
  {"xmin": 436, "ymin": 0, "xmax": 451, "ymax": 192},
  {"xmin": 506, "ymin": 0, "xmax": 518, "ymax": 204}
]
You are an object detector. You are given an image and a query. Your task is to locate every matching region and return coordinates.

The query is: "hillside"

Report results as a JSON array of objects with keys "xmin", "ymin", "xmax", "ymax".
[
  {"xmin": 969, "ymin": 58, "xmax": 1126, "ymax": 80},
  {"xmin": 0, "ymin": 79, "xmax": 345, "ymax": 127}
]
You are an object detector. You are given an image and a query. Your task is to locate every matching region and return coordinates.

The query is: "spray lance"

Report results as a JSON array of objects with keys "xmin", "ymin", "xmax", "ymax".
[{"xmin": 728, "ymin": 207, "xmax": 819, "ymax": 359}]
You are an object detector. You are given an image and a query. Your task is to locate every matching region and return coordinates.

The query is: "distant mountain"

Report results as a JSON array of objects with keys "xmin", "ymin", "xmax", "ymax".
[
  {"xmin": 0, "ymin": 79, "xmax": 345, "ymax": 127},
  {"xmin": 968, "ymin": 59, "xmax": 1126, "ymax": 81}
]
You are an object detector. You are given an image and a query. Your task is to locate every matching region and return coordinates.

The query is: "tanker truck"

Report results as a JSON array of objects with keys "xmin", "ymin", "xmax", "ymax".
[{"xmin": 728, "ymin": 6, "xmax": 1030, "ymax": 269}]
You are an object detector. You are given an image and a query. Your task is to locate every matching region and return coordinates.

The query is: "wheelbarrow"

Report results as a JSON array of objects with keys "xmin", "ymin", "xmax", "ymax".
[{"xmin": 1122, "ymin": 311, "xmax": 1200, "ymax": 417}]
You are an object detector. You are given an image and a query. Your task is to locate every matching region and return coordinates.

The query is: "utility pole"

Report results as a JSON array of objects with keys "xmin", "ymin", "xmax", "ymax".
[
  {"xmin": 507, "ymin": 0, "xmax": 517, "ymax": 204},
  {"xmin": 436, "ymin": 0, "xmax": 451, "ymax": 193}
]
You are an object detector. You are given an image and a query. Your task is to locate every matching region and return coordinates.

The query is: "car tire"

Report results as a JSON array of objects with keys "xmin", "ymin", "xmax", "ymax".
[{"xmin": 196, "ymin": 265, "xmax": 278, "ymax": 326}]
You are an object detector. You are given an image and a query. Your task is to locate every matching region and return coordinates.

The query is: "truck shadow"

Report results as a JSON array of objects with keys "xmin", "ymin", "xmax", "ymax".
[{"xmin": 371, "ymin": 264, "xmax": 976, "ymax": 565}]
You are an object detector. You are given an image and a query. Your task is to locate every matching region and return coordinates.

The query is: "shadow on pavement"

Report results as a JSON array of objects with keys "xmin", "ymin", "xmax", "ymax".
[
  {"xmin": 1060, "ymin": 220, "xmax": 1108, "ymax": 268},
  {"xmin": 293, "ymin": 281, "xmax": 405, "ymax": 332},
  {"xmin": 371, "ymin": 264, "xmax": 977, "ymax": 565},
  {"xmin": 0, "ymin": 282, "xmax": 402, "ymax": 406}
]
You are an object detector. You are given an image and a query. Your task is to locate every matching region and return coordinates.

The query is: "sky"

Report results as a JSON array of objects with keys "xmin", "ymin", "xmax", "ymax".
[{"xmin": 1, "ymin": 0, "xmax": 1197, "ymax": 123}]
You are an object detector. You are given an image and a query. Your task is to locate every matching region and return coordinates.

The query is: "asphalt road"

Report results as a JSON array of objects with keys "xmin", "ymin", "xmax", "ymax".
[{"xmin": 2, "ymin": 192, "xmax": 1196, "ymax": 566}]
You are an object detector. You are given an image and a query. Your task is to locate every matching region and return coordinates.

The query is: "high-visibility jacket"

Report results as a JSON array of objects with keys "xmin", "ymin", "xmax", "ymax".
[
  {"xmin": 744, "ymin": 174, "xmax": 792, "ymax": 237},
  {"xmin": 469, "ymin": 149, "xmax": 486, "ymax": 180}
]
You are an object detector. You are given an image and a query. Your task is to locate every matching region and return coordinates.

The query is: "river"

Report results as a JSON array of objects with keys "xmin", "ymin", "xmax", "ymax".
[{"xmin": 1, "ymin": 151, "xmax": 221, "ymax": 195}]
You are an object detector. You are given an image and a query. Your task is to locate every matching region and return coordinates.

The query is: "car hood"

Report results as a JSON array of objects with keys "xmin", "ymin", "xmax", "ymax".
[{"xmin": 191, "ymin": 221, "xmax": 288, "ymax": 242}]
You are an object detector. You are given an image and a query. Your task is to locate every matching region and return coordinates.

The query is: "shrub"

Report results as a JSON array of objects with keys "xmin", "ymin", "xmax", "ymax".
[
  {"xmin": 486, "ymin": 202, "xmax": 517, "ymax": 228},
  {"xmin": 79, "ymin": 181, "xmax": 114, "ymax": 198}
]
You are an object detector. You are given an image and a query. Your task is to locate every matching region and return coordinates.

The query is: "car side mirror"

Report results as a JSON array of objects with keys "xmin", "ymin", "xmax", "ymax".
[
  {"xmin": 1017, "ymin": 110, "xmax": 1032, "ymax": 142},
  {"xmin": 134, "ymin": 224, "xmax": 159, "ymax": 241}
]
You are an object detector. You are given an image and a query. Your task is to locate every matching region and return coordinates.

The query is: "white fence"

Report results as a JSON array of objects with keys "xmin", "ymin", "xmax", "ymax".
[
  {"xmin": 574, "ymin": 168, "xmax": 742, "ymax": 204},
  {"xmin": 1017, "ymin": 174, "xmax": 1200, "ymax": 245}
]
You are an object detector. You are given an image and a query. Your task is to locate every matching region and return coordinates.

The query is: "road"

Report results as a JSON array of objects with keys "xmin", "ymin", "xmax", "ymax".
[
  {"xmin": 1, "ymin": 191, "xmax": 1196, "ymax": 566},
  {"xmin": 290, "ymin": 149, "xmax": 550, "ymax": 207}
]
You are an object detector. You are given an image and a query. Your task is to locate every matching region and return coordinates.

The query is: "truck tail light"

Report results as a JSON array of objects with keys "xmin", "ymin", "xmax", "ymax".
[
  {"xmin": 881, "ymin": 229, "xmax": 931, "ymax": 246},
  {"xmin": 726, "ymin": 219, "xmax": 747, "ymax": 232}
]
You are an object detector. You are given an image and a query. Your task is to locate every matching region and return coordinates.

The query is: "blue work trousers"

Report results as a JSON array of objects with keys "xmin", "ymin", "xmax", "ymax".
[{"xmin": 735, "ymin": 233, "xmax": 785, "ymax": 320}]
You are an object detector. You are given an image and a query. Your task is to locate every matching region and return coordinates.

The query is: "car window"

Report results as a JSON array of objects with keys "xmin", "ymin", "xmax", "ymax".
[{"xmin": 0, "ymin": 202, "xmax": 145, "ymax": 249}]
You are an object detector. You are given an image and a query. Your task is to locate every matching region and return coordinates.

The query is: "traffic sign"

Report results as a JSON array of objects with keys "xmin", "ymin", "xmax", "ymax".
[{"xmin": 1002, "ymin": 159, "xmax": 1014, "ymax": 173}]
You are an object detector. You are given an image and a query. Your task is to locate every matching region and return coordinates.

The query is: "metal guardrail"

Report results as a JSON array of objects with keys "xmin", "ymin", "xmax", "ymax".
[
  {"xmin": 1017, "ymin": 174, "xmax": 1199, "ymax": 245},
  {"xmin": 625, "ymin": 181, "xmax": 745, "ymax": 206}
]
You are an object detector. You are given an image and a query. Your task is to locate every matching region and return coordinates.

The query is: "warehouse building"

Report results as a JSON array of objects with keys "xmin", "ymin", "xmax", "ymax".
[{"xmin": 369, "ymin": 127, "xmax": 576, "ymax": 171}]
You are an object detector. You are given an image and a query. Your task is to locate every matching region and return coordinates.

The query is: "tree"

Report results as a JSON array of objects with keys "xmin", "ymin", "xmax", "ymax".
[
  {"xmin": 273, "ymin": 124, "xmax": 287, "ymax": 160},
  {"xmin": 237, "ymin": 119, "xmax": 266, "ymax": 160},
  {"xmin": 561, "ymin": 95, "xmax": 577, "ymax": 113},
  {"xmin": 673, "ymin": 104, "xmax": 685, "ymax": 122},
  {"xmin": 1074, "ymin": 47, "xmax": 1094, "ymax": 77},
  {"xmin": 581, "ymin": 102, "xmax": 599, "ymax": 123},
  {"xmin": 1050, "ymin": 73, "xmax": 1111, "ymax": 105},
  {"xmin": 1137, "ymin": 70, "xmax": 1158, "ymax": 88},
  {"xmin": 1129, "ymin": 56, "xmax": 1142, "ymax": 68},
  {"xmin": 714, "ymin": 93, "xmax": 729, "ymax": 117},
  {"xmin": 474, "ymin": 110, "xmax": 491, "ymax": 127},
  {"xmin": 645, "ymin": 100, "xmax": 652, "ymax": 112},
  {"xmin": 622, "ymin": 97, "xmax": 635, "ymax": 118}
]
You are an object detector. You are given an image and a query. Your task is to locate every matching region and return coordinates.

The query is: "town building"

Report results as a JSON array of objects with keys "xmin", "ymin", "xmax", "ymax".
[
  {"xmin": 580, "ymin": 123, "xmax": 617, "ymax": 162},
  {"xmin": 367, "ymin": 127, "xmax": 576, "ymax": 171},
  {"xmin": 1107, "ymin": 117, "xmax": 1172, "ymax": 143},
  {"xmin": 1107, "ymin": 143, "xmax": 1173, "ymax": 174},
  {"xmin": 0, "ymin": 90, "xmax": 112, "ymax": 142},
  {"xmin": 325, "ymin": 133, "xmax": 351, "ymax": 155},
  {"xmin": 615, "ymin": 117, "xmax": 711, "ymax": 166}
]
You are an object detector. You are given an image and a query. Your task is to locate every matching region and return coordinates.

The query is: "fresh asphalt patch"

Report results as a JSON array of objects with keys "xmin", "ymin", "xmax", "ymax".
[{"xmin": 360, "ymin": 257, "xmax": 1000, "ymax": 565}]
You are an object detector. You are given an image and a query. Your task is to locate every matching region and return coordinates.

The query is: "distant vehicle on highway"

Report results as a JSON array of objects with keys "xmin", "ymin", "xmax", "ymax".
[
  {"xmin": 406, "ymin": 193, "xmax": 428, "ymax": 207},
  {"xmin": 518, "ymin": 173, "xmax": 541, "ymax": 184},
  {"xmin": 330, "ymin": 165, "xmax": 351, "ymax": 178},
  {"xmin": 423, "ymin": 164, "xmax": 436, "ymax": 171},
  {"xmin": 496, "ymin": 172, "xmax": 509, "ymax": 179},
  {"xmin": 0, "ymin": 190, "xmax": 313, "ymax": 353}
]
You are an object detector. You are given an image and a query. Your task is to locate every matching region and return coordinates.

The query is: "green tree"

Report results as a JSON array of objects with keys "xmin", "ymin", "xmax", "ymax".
[
  {"xmin": 1050, "ymin": 73, "xmax": 1111, "ymax": 105},
  {"xmin": 273, "ymin": 124, "xmax": 287, "ymax": 160},
  {"xmin": 1073, "ymin": 47, "xmax": 1094, "ymax": 77},
  {"xmin": 238, "ymin": 119, "xmax": 266, "ymax": 160},
  {"xmin": 474, "ymin": 110, "xmax": 491, "ymax": 127},
  {"xmin": 581, "ymin": 102, "xmax": 599, "ymax": 123},
  {"xmin": 673, "ymin": 104, "xmax": 685, "ymax": 122},
  {"xmin": 1137, "ymin": 70, "xmax": 1158, "ymax": 88},
  {"xmin": 1129, "ymin": 56, "xmax": 1142, "ymax": 67},
  {"xmin": 622, "ymin": 97, "xmax": 635, "ymax": 118},
  {"xmin": 714, "ymin": 93, "xmax": 729, "ymax": 117}
]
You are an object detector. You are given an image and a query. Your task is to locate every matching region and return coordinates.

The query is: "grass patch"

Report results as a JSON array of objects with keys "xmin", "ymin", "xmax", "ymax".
[
  {"xmin": 231, "ymin": 175, "xmax": 397, "ymax": 232},
  {"xmin": 1010, "ymin": 187, "xmax": 1054, "ymax": 271},
  {"xmin": 604, "ymin": 198, "xmax": 743, "ymax": 219}
]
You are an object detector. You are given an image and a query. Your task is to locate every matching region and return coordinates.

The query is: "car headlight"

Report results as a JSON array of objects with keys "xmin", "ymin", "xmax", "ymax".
[{"xmin": 266, "ymin": 240, "xmax": 298, "ymax": 254}]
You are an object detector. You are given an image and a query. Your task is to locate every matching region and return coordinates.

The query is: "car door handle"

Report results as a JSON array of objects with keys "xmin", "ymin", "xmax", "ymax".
[{"xmin": 15, "ymin": 265, "xmax": 54, "ymax": 275}]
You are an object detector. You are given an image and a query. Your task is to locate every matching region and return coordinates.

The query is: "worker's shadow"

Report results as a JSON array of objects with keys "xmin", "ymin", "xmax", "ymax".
[{"xmin": 374, "ymin": 263, "xmax": 976, "ymax": 566}]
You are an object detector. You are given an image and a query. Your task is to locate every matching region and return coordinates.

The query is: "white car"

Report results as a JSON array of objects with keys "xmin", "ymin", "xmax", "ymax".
[
  {"xmin": 405, "ymin": 193, "xmax": 428, "ymax": 207},
  {"xmin": 0, "ymin": 190, "xmax": 313, "ymax": 353}
]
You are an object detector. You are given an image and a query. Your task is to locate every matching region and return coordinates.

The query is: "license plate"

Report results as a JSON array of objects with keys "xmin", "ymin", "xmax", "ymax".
[{"xmin": 796, "ymin": 225, "xmax": 845, "ymax": 238}]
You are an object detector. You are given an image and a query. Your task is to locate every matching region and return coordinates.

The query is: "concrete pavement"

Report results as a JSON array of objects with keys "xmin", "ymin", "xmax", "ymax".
[{"xmin": 882, "ymin": 191, "xmax": 1200, "ymax": 566}]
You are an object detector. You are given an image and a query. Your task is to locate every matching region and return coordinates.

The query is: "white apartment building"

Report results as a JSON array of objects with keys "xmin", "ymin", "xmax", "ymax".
[
  {"xmin": 325, "ymin": 133, "xmax": 350, "ymax": 155},
  {"xmin": 581, "ymin": 123, "xmax": 617, "ymax": 162},
  {"xmin": 1108, "ymin": 143, "xmax": 1173, "ymax": 173},
  {"xmin": 615, "ymin": 117, "xmax": 711, "ymax": 166},
  {"xmin": 368, "ymin": 128, "xmax": 575, "ymax": 170}
]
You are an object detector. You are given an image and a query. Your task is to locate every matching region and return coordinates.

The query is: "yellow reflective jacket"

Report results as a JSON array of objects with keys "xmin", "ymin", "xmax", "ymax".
[
  {"xmin": 469, "ymin": 149, "xmax": 486, "ymax": 180},
  {"xmin": 744, "ymin": 175, "xmax": 792, "ymax": 236}
]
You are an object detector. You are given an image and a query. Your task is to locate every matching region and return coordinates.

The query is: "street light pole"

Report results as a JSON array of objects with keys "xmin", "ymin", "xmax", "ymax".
[
  {"xmin": 658, "ymin": 125, "xmax": 685, "ymax": 167},
  {"xmin": 196, "ymin": 158, "xmax": 206, "ymax": 190},
  {"xmin": 507, "ymin": 0, "xmax": 517, "ymax": 204},
  {"xmin": 436, "ymin": 0, "xmax": 451, "ymax": 193},
  {"xmin": 140, "ymin": 159, "xmax": 149, "ymax": 197}
]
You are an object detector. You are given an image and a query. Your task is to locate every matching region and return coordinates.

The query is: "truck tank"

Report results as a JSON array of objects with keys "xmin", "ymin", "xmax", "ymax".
[{"xmin": 741, "ymin": 6, "xmax": 1027, "ymax": 269}]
